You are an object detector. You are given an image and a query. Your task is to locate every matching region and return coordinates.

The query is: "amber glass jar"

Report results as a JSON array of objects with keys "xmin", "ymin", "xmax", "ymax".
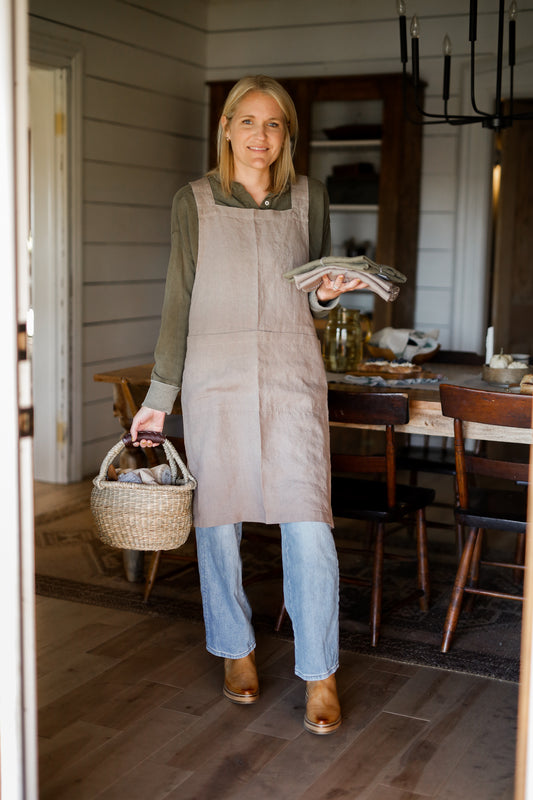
[{"xmin": 322, "ymin": 306, "xmax": 363, "ymax": 372}]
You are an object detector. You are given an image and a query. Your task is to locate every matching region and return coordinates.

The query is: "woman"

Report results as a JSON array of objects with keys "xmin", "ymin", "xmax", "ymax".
[{"xmin": 130, "ymin": 75, "xmax": 367, "ymax": 735}]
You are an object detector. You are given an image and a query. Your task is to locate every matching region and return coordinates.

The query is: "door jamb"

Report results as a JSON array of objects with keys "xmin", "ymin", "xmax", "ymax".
[{"xmin": 29, "ymin": 29, "xmax": 82, "ymax": 481}]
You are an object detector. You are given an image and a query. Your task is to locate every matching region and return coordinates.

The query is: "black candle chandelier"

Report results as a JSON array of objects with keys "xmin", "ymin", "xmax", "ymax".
[{"xmin": 397, "ymin": 0, "xmax": 533, "ymax": 129}]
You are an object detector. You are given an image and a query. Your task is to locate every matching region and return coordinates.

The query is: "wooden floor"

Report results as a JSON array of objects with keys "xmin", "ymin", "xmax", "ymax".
[{"xmin": 35, "ymin": 481, "xmax": 519, "ymax": 799}]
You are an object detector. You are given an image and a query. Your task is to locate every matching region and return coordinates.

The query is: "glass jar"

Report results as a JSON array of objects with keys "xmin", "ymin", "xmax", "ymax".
[{"xmin": 322, "ymin": 307, "xmax": 363, "ymax": 372}]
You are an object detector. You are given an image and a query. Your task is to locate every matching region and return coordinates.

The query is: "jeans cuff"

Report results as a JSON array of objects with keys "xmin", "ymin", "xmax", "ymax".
[
  {"xmin": 205, "ymin": 641, "xmax": 256, "ymax": 660},
  {"xmin": 294, "ymin": 661, "xmax": 339, "ymax": 681}
]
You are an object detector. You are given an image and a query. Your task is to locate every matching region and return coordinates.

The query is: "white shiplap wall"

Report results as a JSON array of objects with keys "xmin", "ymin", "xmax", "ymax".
[
  {"xmin": 29, "ymin": 0, "xmax": 209, "ymax": 475},
  {"xmin": 207, "ymin": 0, "xmax": 533, "ymax": 348}
]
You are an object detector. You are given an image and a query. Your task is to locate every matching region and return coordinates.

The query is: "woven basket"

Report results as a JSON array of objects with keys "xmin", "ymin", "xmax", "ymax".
[{"xmin": 91, "ymin": 436, "xmax": 197, "ymax": 551}]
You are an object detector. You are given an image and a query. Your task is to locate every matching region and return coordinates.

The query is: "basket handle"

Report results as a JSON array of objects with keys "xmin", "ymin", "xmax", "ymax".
[
  {"xmin": 158, "ymin": 438, "xmax": 196, "ymax": 487},
  {"xmin": 95, "ymin": 434, "xmax": 196, "ymax": 489},
  {"xmin": 122, "ymin": 430, "xmax": 165, "ymax": 447}
]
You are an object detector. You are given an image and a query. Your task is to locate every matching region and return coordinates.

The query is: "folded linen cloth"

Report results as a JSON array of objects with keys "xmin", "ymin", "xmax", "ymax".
[
  {"xmin": 283, "ymin": 256, "xmax": 407, "ymax": 303},
  {"xmin": 117, "ymin": 464, "xmax": 173, "ymax": 485}
]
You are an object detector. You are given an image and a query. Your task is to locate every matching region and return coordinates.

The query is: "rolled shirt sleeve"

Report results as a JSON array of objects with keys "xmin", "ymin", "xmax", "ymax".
[{"xmin": 143, "ymin": 186, "xmax": 197, "ymax": 412}]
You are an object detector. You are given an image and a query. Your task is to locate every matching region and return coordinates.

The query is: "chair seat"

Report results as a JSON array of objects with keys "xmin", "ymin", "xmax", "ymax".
[
  {"xmin": 332, "ymin": 476, "xmax": 435, "ymax": 522},
  {"xmin": 456, "ymin": 486, "xmax": 528, "ymax": 533}
]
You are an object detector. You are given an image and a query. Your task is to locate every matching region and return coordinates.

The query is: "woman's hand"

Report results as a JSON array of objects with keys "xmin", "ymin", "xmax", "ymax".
[
  {"xmin": 130, "ymin": 406, "xmax": 166, "ymax": 447},
  {"xmin": 316, "ymin": 273, "xmax": 368, "ymax": 303}
]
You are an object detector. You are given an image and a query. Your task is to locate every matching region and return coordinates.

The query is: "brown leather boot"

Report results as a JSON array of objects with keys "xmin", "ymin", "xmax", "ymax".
[
  {"xmin": 223, "ymin": 651, "xmax": 259, "ymax": 704},
  {"xmin": 304, "ymin": 674, "xmax": 342, "ymax": 734}
]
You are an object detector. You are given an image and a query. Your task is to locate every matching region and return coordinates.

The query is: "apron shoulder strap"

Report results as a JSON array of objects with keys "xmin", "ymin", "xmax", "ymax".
[
  {"xmin": 190, "ymin": 177, "xmax": 215, "ymax": 208},
  {"xmin": 290, "ymin": 175, "xmax": 309, "ymax": 215}
]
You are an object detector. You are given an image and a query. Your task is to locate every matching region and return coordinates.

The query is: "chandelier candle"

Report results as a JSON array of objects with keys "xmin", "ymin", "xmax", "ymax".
[
  {"xmin": 443, "ymin": 35, "xmax": 451, "ymax": 102},
  {"xmin": 397, "ymin": 0, "xmax": 408, "ymax": 63},
  {"xmin": 410, "ymin": 14, "xmax": 420, "ymax": 88}
]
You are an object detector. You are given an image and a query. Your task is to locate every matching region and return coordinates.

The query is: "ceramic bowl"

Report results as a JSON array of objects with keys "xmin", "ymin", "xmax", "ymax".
[{"xmin": 482, "ymin": 364, "xmax": 529, "ymax": 385}]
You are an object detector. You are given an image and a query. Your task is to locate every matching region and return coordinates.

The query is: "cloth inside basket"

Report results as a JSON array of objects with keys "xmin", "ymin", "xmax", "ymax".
[{"xmin": 117, "ymin": 464, "xmax": 174, "ymax": 485}]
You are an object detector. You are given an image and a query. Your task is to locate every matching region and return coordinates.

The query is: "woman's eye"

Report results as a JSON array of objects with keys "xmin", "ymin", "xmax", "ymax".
[{"xmin": 268, "ymin": 122, "xmax": 279, "ymax": 128}]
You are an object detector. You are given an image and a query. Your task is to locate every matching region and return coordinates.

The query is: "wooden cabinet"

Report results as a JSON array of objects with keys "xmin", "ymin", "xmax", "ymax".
[{"xmin": 207, "ymin": 74, "xmax": 423, "ymax": 330}]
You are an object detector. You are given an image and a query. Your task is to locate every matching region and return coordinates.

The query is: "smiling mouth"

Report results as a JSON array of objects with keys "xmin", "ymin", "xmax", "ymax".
[{"xmin": 248, "ymin": 146, "xmax": 268, "ymax": 151}]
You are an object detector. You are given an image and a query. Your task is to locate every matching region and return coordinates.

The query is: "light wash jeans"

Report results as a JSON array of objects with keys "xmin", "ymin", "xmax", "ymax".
[{"xmin": 195, "ymin": 521, "xmax": 339, "ymax": 681}]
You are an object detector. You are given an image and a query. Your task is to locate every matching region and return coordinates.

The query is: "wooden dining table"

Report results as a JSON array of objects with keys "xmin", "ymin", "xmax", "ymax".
[
  {"xmin": 93, "ymin": 360, "xmax": 532, "ymax": 583},
  {"xmin": 93, "ymin": 361, "xmax": 533, "ymax": 445}
]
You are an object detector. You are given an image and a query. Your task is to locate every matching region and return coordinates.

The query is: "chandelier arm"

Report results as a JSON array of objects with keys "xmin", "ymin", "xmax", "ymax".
[
  {"xmin": 401, "ymin": 65, "xmax": 454, "ymax": 125},
  {"xmin": 442, "ymin": 103, "xmax": 480, "ymax": 125},
  {"xmin": 414, "ymin": 99, "xmax": 464, "ymax": 121},
  {"xmin": 469, "ymin": 41, "xmax": 492, "ymax": 117},
  {"xmin": 444, "ymin": 99, "xmax": 455, "ymax": 124},
  {"xmin": 412, "ymin": 83, "xmax": 465, "ymax": 120},
  {"xmin": 447, "ymin": 117, "xmax": 489, "ymax": 126},
  {"xmin": 419, "ymin": 91, "xmax": 482, "ymax": 123}
]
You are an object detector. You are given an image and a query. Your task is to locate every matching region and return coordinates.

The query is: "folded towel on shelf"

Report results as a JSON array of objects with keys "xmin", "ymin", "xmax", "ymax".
[{"xmin": 283, "ymin": 256, "xmax": 407, "ymax": 303}]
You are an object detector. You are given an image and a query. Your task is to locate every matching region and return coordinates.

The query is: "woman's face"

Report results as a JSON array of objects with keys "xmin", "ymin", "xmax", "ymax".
[{"xmin": 223, "ymin": 91, "xmax": 286, "ymax": 182}]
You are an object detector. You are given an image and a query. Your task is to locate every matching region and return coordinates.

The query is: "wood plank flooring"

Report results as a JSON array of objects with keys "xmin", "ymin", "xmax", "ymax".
[
  {"xmin": 36, "ymin": 595, "xmax": 518, "ymax": 799},
  {"xmin": 35, "ymin": 479, "xmax": 519, "ymax": 798}
]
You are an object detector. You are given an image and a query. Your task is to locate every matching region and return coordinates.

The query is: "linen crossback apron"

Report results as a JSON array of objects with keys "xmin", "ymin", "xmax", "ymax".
[{"xmin": 181, "ymin": 176, "xmax": 333, "ymax": 528}]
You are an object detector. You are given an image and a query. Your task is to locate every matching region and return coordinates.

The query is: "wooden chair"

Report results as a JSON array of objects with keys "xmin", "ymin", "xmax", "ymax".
[
  {"xmin": 277, "ymin": 389, "xmax": 434, "ymax": 646},
  {"xmin": 397, "ymin": 350, "xmax": 485, "ymax": 559},
  {"xmin": 396, "ymin": 351, "xmax": 485, "ymax": 547},
  {"xmin": 439, "ymin": 383, "xmax": 532, "ymax": 653},
  {"xmin": 329, "ymin": 389, "xmax": 435, "ymax": 645}
]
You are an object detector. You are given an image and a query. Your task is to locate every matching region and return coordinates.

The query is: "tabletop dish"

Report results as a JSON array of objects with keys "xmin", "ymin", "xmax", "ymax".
[{"xmin": 482, "ymin": 364, "xmax": 529, "ymax": 385}]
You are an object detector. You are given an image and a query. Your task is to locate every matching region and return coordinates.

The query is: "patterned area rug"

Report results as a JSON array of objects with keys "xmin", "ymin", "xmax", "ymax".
[{"xmin": 34, "ymin": 500, "xmax": 522, "ymax": 683}]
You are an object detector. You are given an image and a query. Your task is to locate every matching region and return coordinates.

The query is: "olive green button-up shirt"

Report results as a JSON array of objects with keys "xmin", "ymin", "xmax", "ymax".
[{"xmin": 144, "ymin": 173, "xmax": 336, "ymax": 413}]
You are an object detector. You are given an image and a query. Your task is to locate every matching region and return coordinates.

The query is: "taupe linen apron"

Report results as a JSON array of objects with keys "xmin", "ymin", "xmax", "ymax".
[{"xmin": 181, "ymin": 176, "xmax": 333, "ymax": 528}]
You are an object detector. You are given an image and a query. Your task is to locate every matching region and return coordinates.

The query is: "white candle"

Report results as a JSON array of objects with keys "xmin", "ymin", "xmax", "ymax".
[{"xmin": 485, "ymin": 326, "xmax": 494, "ymax": 365}]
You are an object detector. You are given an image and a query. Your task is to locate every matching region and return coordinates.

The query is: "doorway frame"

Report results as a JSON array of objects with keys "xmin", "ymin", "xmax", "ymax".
[
  {"xmin": 29, "ymin": 28, "xmax": 83, "ymax": 481},
  {"xmin": 1, "ymin": 0, "xmax": 37, "ymax": 796}
]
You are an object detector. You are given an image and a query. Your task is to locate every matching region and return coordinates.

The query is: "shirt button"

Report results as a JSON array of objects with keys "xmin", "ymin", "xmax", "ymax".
[{"xmin": 264, "ymin": 200, "xmax": 270, "ymax": 206}]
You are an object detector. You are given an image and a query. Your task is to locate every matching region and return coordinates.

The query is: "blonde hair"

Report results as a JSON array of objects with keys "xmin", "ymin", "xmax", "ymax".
[{"xmin": 214, "ymin": 75, "xmax": 298, "ymax": 196}]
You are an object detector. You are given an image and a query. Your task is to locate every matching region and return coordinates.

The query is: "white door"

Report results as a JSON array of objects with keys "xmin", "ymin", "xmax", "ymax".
[{"xmin": 0, "ymin": 0, "xmax": 38, "ymax": 797}]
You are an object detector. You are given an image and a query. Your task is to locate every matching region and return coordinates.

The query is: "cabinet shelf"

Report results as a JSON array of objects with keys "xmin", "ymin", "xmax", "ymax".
[
  {"xmin": 330, "ymin": 204, "xmax": 378, "ymax": 212},
  {"xmin": 311, "ymin": 139, "xmax": 381, "ymax": 149}
]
